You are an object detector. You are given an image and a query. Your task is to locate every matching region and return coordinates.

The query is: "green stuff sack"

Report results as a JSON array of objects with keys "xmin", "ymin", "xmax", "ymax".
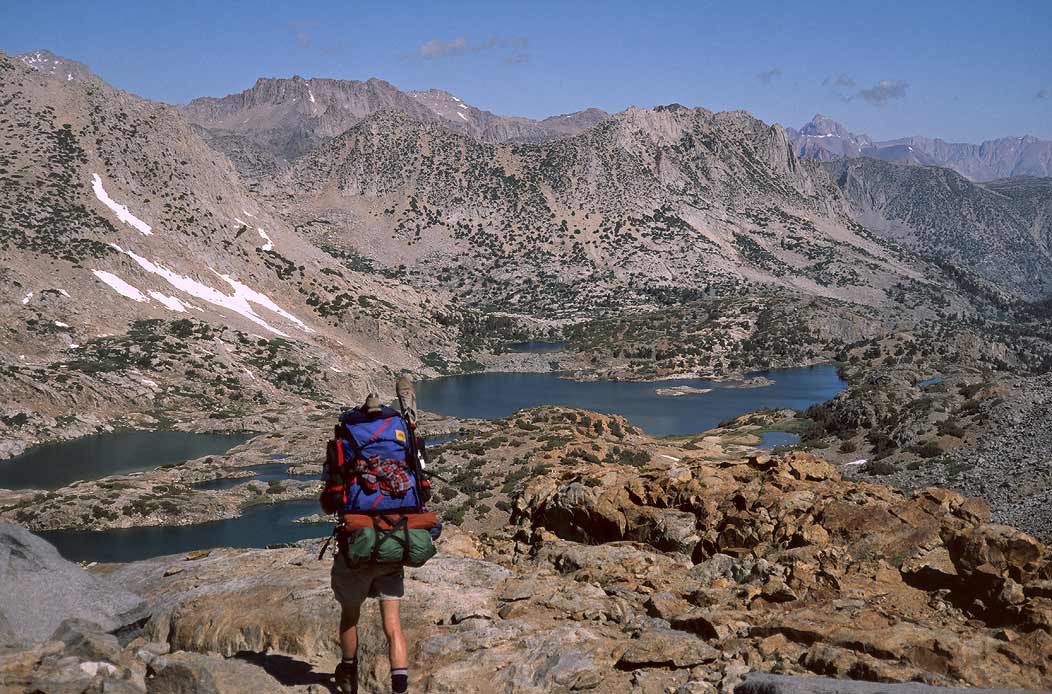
[{"xmin": 342, "ymin": 526, "xmax": 436, "ymax": 567}]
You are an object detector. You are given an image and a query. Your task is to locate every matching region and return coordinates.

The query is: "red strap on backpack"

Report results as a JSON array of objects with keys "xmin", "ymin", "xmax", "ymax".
[
  {"xmin": 366, "ymin": 417, "xmax": 394, "ymax": 446},
  {"xmin": 336, "ymin": 437, "xmax": 348, "ymax": 506}
]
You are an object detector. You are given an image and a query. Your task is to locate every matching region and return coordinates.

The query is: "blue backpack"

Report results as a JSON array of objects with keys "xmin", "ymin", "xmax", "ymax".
[
  {"xmin": 322, "ymin": 405, "xmax": 422, "ymax": 515},
  {"xmin": 338, "ymin": 405, "xmax": 411, "ymax": 463}
]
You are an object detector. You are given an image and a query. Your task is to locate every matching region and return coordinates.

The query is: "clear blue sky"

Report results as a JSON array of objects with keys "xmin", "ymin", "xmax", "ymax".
[{"xmin": 2, "ymin": 0, "xmax": 1050, "ymax": 142}]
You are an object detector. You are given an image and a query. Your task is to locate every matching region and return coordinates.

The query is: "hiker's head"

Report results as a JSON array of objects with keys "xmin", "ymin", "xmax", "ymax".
[{"xmin": 362, "ymin": 393, "xmax": 383, "ymax": 415}]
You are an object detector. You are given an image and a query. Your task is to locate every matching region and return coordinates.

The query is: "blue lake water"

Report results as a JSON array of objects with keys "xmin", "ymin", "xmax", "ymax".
[
  {"xmin": 40, "ymin": 500, "xmax": 325, "ymax": 564},
  {"xmin": 0, "ymin": 431, "xmax": 253, "ymax": 490},
  {"xmin": 416, "ymin": 365, "xmax": 846, "ymax": 437},
  {"xmin": 29, "ymin": 365, "xmax": 844, "ymax": 563}
]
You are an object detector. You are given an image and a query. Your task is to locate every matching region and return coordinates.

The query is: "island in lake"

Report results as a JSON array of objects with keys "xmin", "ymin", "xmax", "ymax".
[{"xmin": 654, "ymin": 385, "xmax": 712, "ymax": 397}]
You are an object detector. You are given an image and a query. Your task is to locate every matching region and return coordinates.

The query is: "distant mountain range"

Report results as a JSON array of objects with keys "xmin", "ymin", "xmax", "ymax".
[
  {"xmin": 788, "ymin": 114, "xmax": 1052, "ymax": 182},
  {"xmin": 5, "ymin": 45, "xmax": 1052, "ymax": 460},
  {"xmin": 825, "ymin": 159, "xmax": 1052, "ymax": 296},
  {"xmin": 179, "ymin": 76, "xmax": 607, "ymax": 178},
  {"xmin": 9, "ymin": 48, "xmax": 1052, "ymax": 315}
]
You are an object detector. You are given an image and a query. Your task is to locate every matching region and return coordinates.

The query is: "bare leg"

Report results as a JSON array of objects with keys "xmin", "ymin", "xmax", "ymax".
[
  {"xmin": 339, "ymin": 604, "xmax": 361, "ymax": 659},
  {"xmin": 380, "ymin": 599, "xmax": 408, "ymax": 669}
]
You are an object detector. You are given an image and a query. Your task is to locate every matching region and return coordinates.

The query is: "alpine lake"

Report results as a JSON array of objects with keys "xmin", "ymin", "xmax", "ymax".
[{"xmin": 17, "ymin": 364, "xmax": 845, "ymax": 562}]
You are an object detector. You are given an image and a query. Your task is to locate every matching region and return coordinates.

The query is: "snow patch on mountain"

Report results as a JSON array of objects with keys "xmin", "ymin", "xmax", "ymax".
[
  {"xmin": 91, "ymin": 174, "xmax": 152, "ymax": 236},
  {"xmin": 213, "ymin": 271, "xmax": 314, "ymax": 334},
  {"xmin": 147, "ymin": 291, "xmax": 189, "ymax": 312},
  {"xmin": 21, "ymin": 291, "xmax": 32, "ymax": 305},
  {"xmin": 108, "ymin": 244, "xmax": 312, "ymax": 336},
  {"xmin": 92, "ymin": 270, "xmax": 148, "ymax": 303},
  {"xmin": 257, "ymin": 228, "xmax": 273, "ymax": 251}
]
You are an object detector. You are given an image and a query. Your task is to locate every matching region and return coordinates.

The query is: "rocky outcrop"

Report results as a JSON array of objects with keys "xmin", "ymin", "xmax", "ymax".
[
  {"xmin": 734, "ymin": 672, "xmax": 1039, "ymax": 693},
  {"xmin": 0, "ymin": 522, "xmax": 147, "ymax": 645},
  {"xmin": 4, "ymin": 420, "xmax": 1052, "ymax": 692},
  {"xmin": 512, "ymin": 451, "xmax": 1052, "ymax": 690}
]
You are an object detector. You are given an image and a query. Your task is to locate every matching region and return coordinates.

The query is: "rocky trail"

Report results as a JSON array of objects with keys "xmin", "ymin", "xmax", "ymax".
[{"xmin": 3, "ymin": 410, "xmax": 1051, "ymax": 693}]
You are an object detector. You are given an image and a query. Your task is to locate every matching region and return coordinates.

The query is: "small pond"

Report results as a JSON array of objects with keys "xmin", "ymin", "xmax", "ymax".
[
  {"xmin": 757, "ymin": 431, "xmax": 801, "ymax": 450},
  {"xmin": 191, "ymin": 463, "xmax": 292, "ymax": 491},
  {"xmin": 0, "ymin": 431, "xmax": 253, "ymax": 490}
]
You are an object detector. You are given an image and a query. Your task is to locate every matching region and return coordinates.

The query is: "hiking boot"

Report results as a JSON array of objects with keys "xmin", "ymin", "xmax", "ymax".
[{"xmin": 333, "ymin": 661, "xmax": 358, "ymax": 694}]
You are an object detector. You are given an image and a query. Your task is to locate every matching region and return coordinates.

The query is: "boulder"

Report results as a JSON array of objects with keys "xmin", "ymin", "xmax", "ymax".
[
  {"xmin": 689, "ymin": 553, "xmax": 751, "ymax": 584},
  {"xmin": 0, "ymin": 522, "xmax": 147, "ymax": 645},
  {"xmin": 617, "ymin": 629, "xmax": 719, "ymax": 669},
  {"xmin": 945, "ymin": 524, "xmax": 1045, "ymax": 584},
  {"xmin": 50, "ymin": 618, "xmax": 123, "ymax": 662},
  {"xmin": 147, "ymin": 651, "xmax": 286, "ymax": 693},
  {"xmin": 901, "ymin": 547, "xmax": 959, "ymax": 590},
  {"xmin": 735, "ymin": 672, "xmax": 1038, "ymax": 693},
  {"xmin": 783, "ymin": 453, "xmax": 839, "ymax": 482}
]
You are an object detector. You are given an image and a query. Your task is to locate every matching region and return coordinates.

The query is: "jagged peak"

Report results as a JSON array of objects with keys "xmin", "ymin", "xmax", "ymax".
[{"xmin": 15, "ymin": 48, "xmax": 95, "ymax": 83}]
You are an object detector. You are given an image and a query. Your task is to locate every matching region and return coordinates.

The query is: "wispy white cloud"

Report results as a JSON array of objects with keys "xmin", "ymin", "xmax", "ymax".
[
  {"xmin": 286, "ymin": 21, "xmax": 316, "ymax": 49},
  {"xmin": 285, "ymin": 20, "xmax": 350, "ymax": 54},
  {"xmin": 414, "ymin": 36, "xmax": 527, "ymax": 61},
  {"xmin": 756, "ymin": 67, "xmax": 782, "ymax": 84},
  {"xmin": 845, "ymin": 79, "xmax": 909, "ymax": 107},
  {"xmin": 823, "ymin": 73, "xmax": 856, "ymax": 88}
]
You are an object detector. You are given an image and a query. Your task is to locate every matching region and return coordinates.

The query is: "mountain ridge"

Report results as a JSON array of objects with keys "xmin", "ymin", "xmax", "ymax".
[
  {"xmin": 179, "ymin": 74, "xmax": 609, "ymax": 178},
  {"xmin": 262, "ymin": 103, "xmax": 966, "ymax": 317},
  {"xmin": 789, "ymin": 113, "xmax": 1052, "ymax": 181},
  {"xmin": 0, "ymin": 49, "xmax": 463, "ymax": 455}
]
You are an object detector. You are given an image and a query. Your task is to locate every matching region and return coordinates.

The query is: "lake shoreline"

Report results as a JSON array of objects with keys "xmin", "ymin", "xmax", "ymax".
[{"xmin": 7, "ymin": 364, "xmax": 845, "ymax": 562}]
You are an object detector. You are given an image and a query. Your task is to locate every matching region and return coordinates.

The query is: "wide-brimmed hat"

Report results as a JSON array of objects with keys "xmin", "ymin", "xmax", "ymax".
[{"xmin": 362, "ymin": 393, "xmax": 383, "ymax": 414}]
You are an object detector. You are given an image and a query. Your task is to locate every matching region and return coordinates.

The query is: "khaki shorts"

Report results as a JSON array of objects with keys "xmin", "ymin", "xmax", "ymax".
[{"xmin": 331, "ymin": 559, "xmax": 405, "ymax": 607}]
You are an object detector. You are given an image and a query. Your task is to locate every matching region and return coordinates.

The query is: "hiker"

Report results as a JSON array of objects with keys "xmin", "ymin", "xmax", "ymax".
[{"xmin": 320, "ymin": 387, "xmax": 438, "ymax": 694}]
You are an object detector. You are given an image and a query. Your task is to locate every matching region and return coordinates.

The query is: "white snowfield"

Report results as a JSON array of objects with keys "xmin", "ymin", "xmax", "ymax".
[
  {"xmin": 21, "ymin": 291, "xmax": 32, "ymax": 305},
  {"xmin": 257, "ymin": 228, "xmax": 273, "ymax": 251},
  {"xmin": 91, "ymin": 174, "xmax": 152, "ymax": 236},
  {"xmin": 147, "ymin": 291, "xmax": 189, "ymax": 312},
  {"xmin": 92, "ymin": 270, "xmax": 148, "ymax": 302},
  {"xmin": 108, "ymin": 244, "xmax": 313, "ymax": 336},
  {"xmin": 457, "ymin": 112, "xmax": 468, "ymax": 121}
]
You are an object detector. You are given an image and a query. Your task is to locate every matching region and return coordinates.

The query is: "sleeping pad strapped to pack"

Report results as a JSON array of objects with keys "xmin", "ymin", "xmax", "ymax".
[{"xmin": 320, "ymin": 404, "xmax": 437, "ymax": 567}]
